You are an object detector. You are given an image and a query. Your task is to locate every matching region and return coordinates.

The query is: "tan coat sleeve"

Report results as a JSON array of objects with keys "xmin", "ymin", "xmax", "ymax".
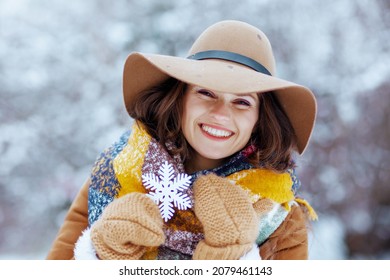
[
  {"xmin": 259, "ymin": 204, "xmax": 309, "ymax": 260},
  {"xmin": 46, "ymin": 179, "xmax": 90, "ymax": 260}
]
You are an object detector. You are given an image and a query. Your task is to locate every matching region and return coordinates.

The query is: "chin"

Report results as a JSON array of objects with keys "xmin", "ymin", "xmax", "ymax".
[{"xmin": 199, "ymin": 151, "xmax": 234, "ymax": 161}]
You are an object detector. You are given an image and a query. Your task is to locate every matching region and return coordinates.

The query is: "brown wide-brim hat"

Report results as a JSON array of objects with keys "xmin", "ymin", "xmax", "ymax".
[{"xmin": 123, "ymin": 20, "xmax": 317, "ymax": 154}]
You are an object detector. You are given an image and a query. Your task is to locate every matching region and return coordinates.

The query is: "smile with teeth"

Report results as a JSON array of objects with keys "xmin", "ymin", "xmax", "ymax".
[{"xmin": 200, "ymin": 124, "xmax": 233, "ymax": 138}]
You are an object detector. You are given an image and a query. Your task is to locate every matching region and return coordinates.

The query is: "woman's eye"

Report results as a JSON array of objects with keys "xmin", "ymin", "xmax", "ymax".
[
  {"xmin": 197, "ymin": 89, "xmax": 215, "ymax": 98},
  {"xmin": 234, "ymin": 99, "xmax": 252, "ymax": 108}
]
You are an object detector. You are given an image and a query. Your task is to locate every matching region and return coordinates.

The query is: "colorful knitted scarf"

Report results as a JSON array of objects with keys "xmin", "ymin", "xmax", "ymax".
[{"xmin": 88, "ymin": 121, "xmax": 316, "ymax": 259}]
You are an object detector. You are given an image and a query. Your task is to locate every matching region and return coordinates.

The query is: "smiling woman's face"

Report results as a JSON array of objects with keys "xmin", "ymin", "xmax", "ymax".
[{"xmin": 181, "ymin": 84, "xmax": 259, "ymax": 173}]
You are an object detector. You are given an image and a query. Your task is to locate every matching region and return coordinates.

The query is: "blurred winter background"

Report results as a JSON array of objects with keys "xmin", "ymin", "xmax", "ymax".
[{"xmin": 0, "ymin": 0, "xmax": 389, "ymax": 260}]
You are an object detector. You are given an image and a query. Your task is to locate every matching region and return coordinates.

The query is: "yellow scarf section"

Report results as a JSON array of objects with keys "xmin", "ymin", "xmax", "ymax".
[{"xmin": 113, "ymin": 123, "xmax": 150, "ymax": 196}]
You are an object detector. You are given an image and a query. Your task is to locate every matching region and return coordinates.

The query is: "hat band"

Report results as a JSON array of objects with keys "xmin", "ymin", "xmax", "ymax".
[{"xmin": 187, "ymin": 50, "xmax": 272, "ymax": 76}]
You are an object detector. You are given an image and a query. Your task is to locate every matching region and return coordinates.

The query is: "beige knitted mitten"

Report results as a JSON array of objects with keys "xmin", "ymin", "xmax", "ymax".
[
  {"xmin": 90, "ymin": 192, "xmax": 165, "ymax": 259},
  {"xmin": 193, "ymin": 174, "xmax": 273, "ymax": 260}
]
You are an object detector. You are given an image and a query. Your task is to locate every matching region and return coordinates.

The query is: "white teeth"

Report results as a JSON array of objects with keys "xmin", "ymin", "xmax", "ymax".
[{"xmin": 201, "ymin": 125, "xmax": 232, "ymax": 138}]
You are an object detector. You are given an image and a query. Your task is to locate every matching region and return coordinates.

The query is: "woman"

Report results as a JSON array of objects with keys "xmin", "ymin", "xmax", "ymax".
[{"xmin": 47, "ymin": 20, "xmax": 317, "ymax": 260}]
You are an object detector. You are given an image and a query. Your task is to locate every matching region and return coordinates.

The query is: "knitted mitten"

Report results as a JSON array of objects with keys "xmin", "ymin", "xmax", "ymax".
[
  {"xmin": 90, "ymin": 192, "xmax": 165, "ymax": 259},
  {"xmin": 192, "ymin": 174, "xmax": 273, "ymax": 260}
]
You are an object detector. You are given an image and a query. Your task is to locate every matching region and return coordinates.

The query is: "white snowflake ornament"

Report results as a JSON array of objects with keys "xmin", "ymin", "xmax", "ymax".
[{"xmin": 142, "ymin": 161, "xmax": 192, "ymax": 222}]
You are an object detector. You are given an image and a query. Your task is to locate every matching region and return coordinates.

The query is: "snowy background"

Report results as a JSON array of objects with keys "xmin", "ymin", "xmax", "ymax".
[{"xmin": 1, "ymin": 0, "xmax": 389, "ymax": 259}]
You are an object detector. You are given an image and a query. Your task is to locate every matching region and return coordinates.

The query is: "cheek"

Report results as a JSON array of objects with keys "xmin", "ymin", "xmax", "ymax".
[
  {"xmin": 241, "ymin": 112, "xmax": 259, "ymax": 136},
  {"xmin": 181, "ymin": 96, "xmax": 199, "ymax": 136},
  {"xmin": 182, "ymin": 98, "xmax": 205, "ymax": 127},
  {"xmin": 181, "ymin": 109, "xmax": 191, "ymax": 135}
]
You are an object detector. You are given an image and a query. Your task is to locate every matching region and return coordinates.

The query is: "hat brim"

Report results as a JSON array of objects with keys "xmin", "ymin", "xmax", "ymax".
[{"xmin": 123, "ymin": 52, "xmax": 317, "ymax": 154}]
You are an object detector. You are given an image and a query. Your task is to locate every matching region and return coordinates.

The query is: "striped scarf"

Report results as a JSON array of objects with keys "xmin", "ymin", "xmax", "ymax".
[{"xmin": 87, "ymin": 121, "xmax": 315, "ymax": 259}]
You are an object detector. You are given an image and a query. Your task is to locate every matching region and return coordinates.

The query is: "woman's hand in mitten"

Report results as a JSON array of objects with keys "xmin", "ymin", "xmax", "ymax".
[
  {"xmin": 192, "ymin": 174, "xmax": 273, "ymax": 260},
  {"xmin": 90, "ymin": 192, "xmax": 165, "ymax": 259}
]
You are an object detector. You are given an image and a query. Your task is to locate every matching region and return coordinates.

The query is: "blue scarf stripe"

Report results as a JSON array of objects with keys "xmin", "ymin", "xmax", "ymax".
[{"xmin": 88, "ymin": 130, "xmax": 131, "ymax": 225}]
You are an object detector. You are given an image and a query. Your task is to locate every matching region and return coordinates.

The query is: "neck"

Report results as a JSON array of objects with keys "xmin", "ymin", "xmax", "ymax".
[{"xmin": 185, "ymin": 153, "xmax": 226, "ymax": 174}]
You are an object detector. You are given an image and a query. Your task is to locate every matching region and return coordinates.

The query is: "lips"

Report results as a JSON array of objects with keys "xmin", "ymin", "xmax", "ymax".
[{"xmin": 200, "ymin": 124, "xmax": 234, "ymax": 138}]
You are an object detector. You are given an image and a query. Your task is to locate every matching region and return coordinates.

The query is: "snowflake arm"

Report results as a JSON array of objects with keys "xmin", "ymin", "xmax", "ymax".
[
  {"xmin": 173, "ymin": 193, "xmax": 192, "ymax": 211},
  {"xmin": 172, "ymin": 173, "xmax": 192, "ymax": 192},
  {"xmin": 158, "ymin": 161, "xmax": 175, "ymax": 187},
  {"xmin": 142, "ymin": 173, "xmax": 163, "ymax": 204},
  {"xmin": 159, "ymin": 200, "xmax": 175, "ymax": 222}
]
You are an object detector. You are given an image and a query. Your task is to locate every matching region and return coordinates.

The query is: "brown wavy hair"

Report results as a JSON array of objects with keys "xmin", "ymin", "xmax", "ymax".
[{"xmin": 128, "ymin": 78, "xmax": 297, "ymax": 172}]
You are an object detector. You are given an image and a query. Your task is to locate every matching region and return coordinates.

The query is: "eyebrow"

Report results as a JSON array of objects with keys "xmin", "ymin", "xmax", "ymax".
[
  {"xmin": 234, "ymin": 93, "xmax": 257, "ymax": 97},
  {"xmin": 233, "ymin": 93, "xmax": 259, "ymax": 101}
]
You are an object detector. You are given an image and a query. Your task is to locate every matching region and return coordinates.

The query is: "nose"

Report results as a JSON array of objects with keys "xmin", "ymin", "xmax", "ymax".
[{"xmin": 209, "ymin": 99, "xmax": 231, "ymax": 122}]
